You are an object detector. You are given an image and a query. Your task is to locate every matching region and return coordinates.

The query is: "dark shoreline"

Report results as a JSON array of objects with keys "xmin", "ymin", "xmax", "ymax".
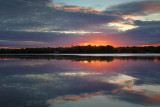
[
  {"xmin": 0, "ymin": 53, "xmax": 160, "ymax": 56},
  {"xmin": 0, "ymin": 45, "xmax": 160, "ymax": 54}
]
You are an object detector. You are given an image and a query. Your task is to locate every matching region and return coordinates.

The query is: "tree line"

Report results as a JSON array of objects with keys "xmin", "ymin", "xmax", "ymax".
[{"xmin": 0, "ymin": 45, "xmax": 160, "ymax": 54}]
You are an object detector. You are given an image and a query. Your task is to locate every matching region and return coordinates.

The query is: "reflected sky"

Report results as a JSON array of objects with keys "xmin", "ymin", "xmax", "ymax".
[{"xmin": 0, "ymin": 55, "xmax": 160, "ymax": 107}]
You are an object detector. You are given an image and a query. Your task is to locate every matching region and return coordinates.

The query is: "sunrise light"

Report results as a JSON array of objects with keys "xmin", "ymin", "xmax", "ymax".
[{"xmin": 108, "ymin": 22, "xmax": 139, "ymax": 31}]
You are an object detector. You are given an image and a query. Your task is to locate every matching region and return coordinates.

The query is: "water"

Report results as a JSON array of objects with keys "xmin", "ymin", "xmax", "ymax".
[{"xmin": 0, "ymin": 54, "xmax": 160, "ymax": 107}]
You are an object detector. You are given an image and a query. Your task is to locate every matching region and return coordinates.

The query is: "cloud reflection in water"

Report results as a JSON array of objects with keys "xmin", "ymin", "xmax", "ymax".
[{"xmin": 0, "ymin": 55, "xmax": 160, "ymax": 107}]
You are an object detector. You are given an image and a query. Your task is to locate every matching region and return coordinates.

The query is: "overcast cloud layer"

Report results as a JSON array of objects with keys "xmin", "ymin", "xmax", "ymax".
[{"xmin": 0, "ymin": 0, "xmax": 160, "ymax": 48}]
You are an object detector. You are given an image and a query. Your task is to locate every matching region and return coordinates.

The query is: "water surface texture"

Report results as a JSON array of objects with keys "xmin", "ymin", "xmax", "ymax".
[{"xmin": 0, "ymin": 55, "xmax": 160, "ymax": 107}]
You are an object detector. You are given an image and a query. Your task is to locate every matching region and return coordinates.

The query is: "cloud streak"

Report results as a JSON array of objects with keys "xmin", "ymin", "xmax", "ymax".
[
  {"xmin": 47, "ymin": 92, "xmax": 104, "ymax": 103},
  {"xmin": 52, "ymin": 4, "xmax": 103, "ymax": 14}
]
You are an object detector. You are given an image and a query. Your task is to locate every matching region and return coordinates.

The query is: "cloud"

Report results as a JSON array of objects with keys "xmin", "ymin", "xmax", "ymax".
[
  {"xmin": 120, "ymin": 20, "xmax": 160, "ymax": 45},
  {"xmin": 0, "ymin": 0, "xmax": 119, "ymax": 32},
  {"xmin": 100, "ymin": 0, "xmax": 160, "ymax": 46},
  {"xmin": 108, "ymin": 22, "xmax": 139, "ymax": 31},
  {"xmin": 52, "ymin": 4, "xmax": 103, "ymax": 14},
  {"xmin": 0, "ymin": 31, "xmax": 98, "ymax": 48},
  {"xmin": 134, "ymin": 20, "xmax": 160, "ymax": 27},
  {"xmin": 105, "ymin": 0, "xmax": 160, "ymax": 16},
  {"xmin": 47, "ymin": 92, "xmax": 104, "ymax": 103},
  {"xmin": 0, "ymin": 0, "xmax": 159, "ymax": 47},
  {"xmin": 14, "ymin": 30, "xmax": 102, "ymax": 34},
  {"xmin": 0, "ymin": 39, "xmax": 46, "ymax": 45},
  {"xmin": 0, "ymin": 0, "xmax": 122, "ymax": 48}
]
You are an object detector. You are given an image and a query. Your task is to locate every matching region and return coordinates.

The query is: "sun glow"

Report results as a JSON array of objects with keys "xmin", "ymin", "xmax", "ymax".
[
  {"xmin": 79, "ymin": 40, "xmax": 119, "ymax": 47},
  {"xmin": 77, "ymin": 35, "xmax": 121, "ymax": 47},
  {"xmin": 80, "ymin": 40, "xmax": 110, "ymax": 46}
]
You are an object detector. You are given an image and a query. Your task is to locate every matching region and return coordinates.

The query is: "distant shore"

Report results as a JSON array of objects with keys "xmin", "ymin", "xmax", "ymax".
[
  {"xmin": 0, "ymin": 45, "xmax": 160, "ymax": 54},
  {"xmin": 0, "ymin": 53, "xmax": 160, "ymax": 57}
]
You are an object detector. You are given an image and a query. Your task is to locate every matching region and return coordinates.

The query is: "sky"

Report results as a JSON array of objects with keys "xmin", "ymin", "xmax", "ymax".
[{"xmin": 0, "ymin": 0, "xmax": 160, "ymax": 48}]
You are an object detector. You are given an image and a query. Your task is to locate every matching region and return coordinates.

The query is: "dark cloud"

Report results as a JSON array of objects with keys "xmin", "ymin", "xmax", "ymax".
[
  {"xmin": 105, "ymin": 0, "xmax": 160, "ymax": 16},
  {"xmin": 102, "ymin": 0, "xmax": 160, "ymax": 46},
  {"xmin": 121, "ymin": 20, "xmax": 160, "ymax": 45},
  {"xmin": 134, "ymin": 20, "xmax": 160, "ymax": 27},
  {"xmin": 0, "ymin": 0, "xmax": 119, "ymax": 32},
  {"xmin": 0, "ymin": 31, "xmax": 88, "ymax": 48},
  {"xmin": 0, "ymin": 0, "xmax": 122, "ymax": 48}
]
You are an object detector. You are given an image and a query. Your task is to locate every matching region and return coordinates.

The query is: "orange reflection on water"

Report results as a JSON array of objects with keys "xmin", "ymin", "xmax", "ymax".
[
  {"xmin": 77, "ymin": 58, "xmax": 127, "ymax": 72},
  {"xmin": 0, "ymin": 58, "xmax": 12, "ymax": 61},
  {"xmin": 154, "ymin": 57, "xmax": 160, "ymax": 63},
  {"xmin": 80, "ymin": 60, "xmax": 108, "ymax": 64}
]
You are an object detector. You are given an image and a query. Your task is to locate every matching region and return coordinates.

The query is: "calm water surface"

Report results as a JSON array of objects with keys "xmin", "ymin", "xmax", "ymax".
[{"xmin": 0, "ymin": 54, "xmax": 160, "ymax": 107}]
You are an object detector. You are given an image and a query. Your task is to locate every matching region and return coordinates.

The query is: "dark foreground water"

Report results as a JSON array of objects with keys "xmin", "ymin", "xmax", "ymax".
[{"xmin": 0, "ymin": 54, "xmax": 160, "ymax": 107}]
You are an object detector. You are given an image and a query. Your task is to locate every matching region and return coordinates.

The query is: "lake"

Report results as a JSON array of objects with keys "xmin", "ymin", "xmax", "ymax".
[{"xmin": 0, "ymin": 54, "xmax": 160, "ymax": 107}]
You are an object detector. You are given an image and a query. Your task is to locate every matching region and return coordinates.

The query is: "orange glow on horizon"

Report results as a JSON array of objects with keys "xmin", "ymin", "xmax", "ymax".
[
  {"xmin": 78, "ymin": 41, "xmax": 119, "ymax": 47},
  {"xmin": 77, "ymin": 35, "xmax": 120, "ymax": 47},
  {"xmin": 0, "ymin": 47, "xmax": 10, "ymax": 49},
  {"xmin": 80, "ymin": 40, "xmax": 109, "ymax": 47}
]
